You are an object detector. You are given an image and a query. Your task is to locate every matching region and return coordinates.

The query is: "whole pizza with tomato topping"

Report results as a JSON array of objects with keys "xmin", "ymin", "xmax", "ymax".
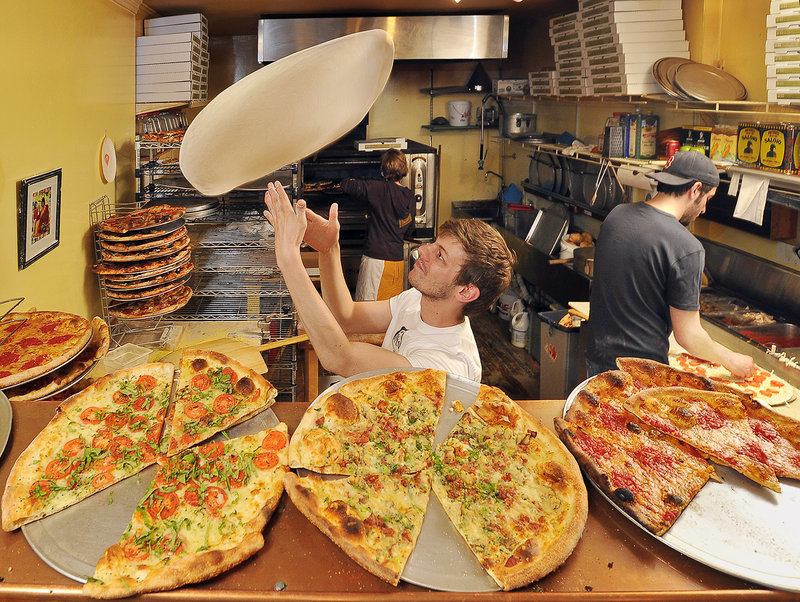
[
  {"xmin": 0, "ymin": 311, "xmax": 94, "ymax": 389},
  {"xmin": 83, "ymin": 425, "xmax": 289, "ymax": 598},
  {"xmin": 98, "ymin": 204, "xmax": 186, "ymax": 234},
  {"xmin": 165, "ymin": 350, "xmax": 277, "ymax": 457},
  {"xmin": 1, "ymin": 363, "xmax": 174, "ymax": 531}
]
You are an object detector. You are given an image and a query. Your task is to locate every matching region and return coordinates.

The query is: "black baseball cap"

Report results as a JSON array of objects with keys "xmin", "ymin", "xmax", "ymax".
[{"xmin": 647, "ymin": 150, "xmax": 720, "ymax": 188}]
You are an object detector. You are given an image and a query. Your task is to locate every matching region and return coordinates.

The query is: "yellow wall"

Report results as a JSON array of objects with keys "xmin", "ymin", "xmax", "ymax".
[{"xmin": 0, "ymin": 1, "xmax": 136, "ymax": 319}]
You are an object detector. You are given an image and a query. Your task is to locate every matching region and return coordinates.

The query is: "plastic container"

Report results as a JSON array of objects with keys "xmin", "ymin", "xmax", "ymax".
[
  {"xmin": 447, "ymin": 100, "xmax": 471, "ymax": 126},
  {"xmin": 101, "ymin": 343, "xmax": 152, "ymax": 373},
  {"xmin": 511, "ymin": 311, "xmax": 529, "ymax": 348},
  {"xmin": 496, "ymin": 289, "xmax": 520, "ymax": 321},
  {"xmin": 538, "ymin": 310, "xmax": 581, "ymax": 399}
]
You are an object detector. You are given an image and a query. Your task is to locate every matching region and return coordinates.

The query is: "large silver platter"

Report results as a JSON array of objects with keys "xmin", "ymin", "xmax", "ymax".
[
  {"xmin": 305, "ymin": 368, "xmax": 499, "ymax": 592},
  {"xmin": 0, "ymin": 391, "xmax": 11, "ymax": 459},
  {"xmin": 564, "ymin": 377, "xmax": 800, "ymax": 593},
  {"xmin": 23, "ymin": 408, "xmax": 279, "ymax": 582}
]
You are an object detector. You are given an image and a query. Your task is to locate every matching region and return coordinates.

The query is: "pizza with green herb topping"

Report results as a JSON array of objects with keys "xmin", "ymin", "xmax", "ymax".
[
  {"xmin": 288, "ymin": 369, "xmax": 446, "ymax": 475},
  {"xmin": 165, "ymin": 350, "xmax": 277, "ymax": 457},
  {"xmin": 1, "ymin": 363, "xmax": 174, "ymax": 531},
  {"xmin": 83, "ymin": 424, "xmax": 289, "ymax": 599},
  {"xmin": 283, "ymin": 469, "xmax": 431, "ymax": 586}
]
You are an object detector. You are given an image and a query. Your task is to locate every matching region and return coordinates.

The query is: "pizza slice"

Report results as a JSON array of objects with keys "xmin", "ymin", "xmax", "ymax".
[
  {"xmin": 166, "ymin": 350, "xmax": 277, "ymax": 456},
  {"xmin": 1, "ymin": 363, "xmax": 174, "ymax": 531},
  {"xmin": 5, "ymin": 316, "xmax": 110, "ymax": 402},
  {"xmin": 616, "ymin": 356, "xmax": 721, "ymax": 393},
  {"xmin": 668, "ymin": 351, "xmax": 798, "ymax": 406},
  {"xmin": 288, "ymin": 369, "xmax": 445, "ymax": 475},
  {"xmin": 738, "ymin": 396, "xmax": 800, "ymax": 480},
  {"xmin": 624, "ymin": 387, "xmax": 781, "ymax": 492},
  {"xmin": 283, "ymin": 470, "xmax": 431, "ymax": 586},
  {"xmin": 83, "ymin": 424, "xmax": 289, "ymax": 598},
  {"xmin": 432, "ymin": 386, "xmax": 587, "ymax": 591}
]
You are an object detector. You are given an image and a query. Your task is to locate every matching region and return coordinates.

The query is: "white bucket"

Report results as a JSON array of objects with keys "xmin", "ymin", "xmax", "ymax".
[
  {"xmin": 496, "ymin": 289, "xmax": 519, "ymax": 321},
  {"xmin": 511, "ymin": 311, "xmax": 529, "ymax": 348},
  {"xmin": 448, "ymin": 100, "xmax": 471, "ymax": 126}
]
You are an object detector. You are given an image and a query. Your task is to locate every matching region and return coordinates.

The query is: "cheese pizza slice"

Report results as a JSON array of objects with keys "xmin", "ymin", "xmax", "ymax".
[
  {"xmin": 288, "ymin": 369, "xmax": 445, "ymax": 475},
  {"xmin": 432, "ymin": 386, "xmax": 587, "ymax": 591},
  {"xmin": 84, "ymin": 425, "xmax": 289, "ymax": 598},
  {"xmin": 166, "ymin": 350, "xmax": 277, "ymax": 456},
  {"xmin": 283, "ymin": 470, "xmax": 431, "ymax": 586},
  {"xmin": 625, "ymin": 387, "xmax": 782, "ymax": 492}
]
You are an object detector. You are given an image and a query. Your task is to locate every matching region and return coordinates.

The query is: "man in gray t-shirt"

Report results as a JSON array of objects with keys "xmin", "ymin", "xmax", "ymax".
[{"xmin": 586, "ymin": 151, "xmax": 754, "ymax": 378}]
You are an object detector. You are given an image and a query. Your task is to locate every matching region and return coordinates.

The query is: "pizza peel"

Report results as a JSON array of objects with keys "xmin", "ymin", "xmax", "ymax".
[{"xmin": 179, "ymin": 29, "xmax": 395, "ymax": 196}]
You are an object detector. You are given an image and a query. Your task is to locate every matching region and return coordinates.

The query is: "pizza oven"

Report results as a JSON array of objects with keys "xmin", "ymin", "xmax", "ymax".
[{"xmin": 300, "ymin": 138, "xmax": 439, "ymax": 251}]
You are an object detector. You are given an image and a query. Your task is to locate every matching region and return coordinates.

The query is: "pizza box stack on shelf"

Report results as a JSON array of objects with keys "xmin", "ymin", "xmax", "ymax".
[
  {"xmin": 766, "ymin": 1, "xmax": 800, "ymax": 105},
  {"xmin": 528, "ymin": 69, "xmax": 557, "ymax": 96},
  {"xmin": 577, "ymin": 0, "xmax": 688, "ymax": 96},
  {"xmin": 549, "ymin": 11, "xmax": 589, "ymax": 97},
  {"xmin": 136, "ymin": 13, "xmax": 208, "ymax": 104}
]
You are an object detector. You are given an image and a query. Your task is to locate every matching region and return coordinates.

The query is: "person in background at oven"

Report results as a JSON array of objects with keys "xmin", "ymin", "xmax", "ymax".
[
  {"xmin": 339, "ymin": 148, "xmax": 416, "ymax": 301},
  {"xmin": 263, "ymin": 181, "xmax": 515, "ymax": 382},
  {"xmin": 585, "ymin": 151, "xmax": 755, "ymax": 378}
]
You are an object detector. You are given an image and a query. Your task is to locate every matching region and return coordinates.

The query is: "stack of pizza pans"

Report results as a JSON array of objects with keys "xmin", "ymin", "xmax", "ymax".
[
  {"xmin": 0, "ymin": 312, "xmax": 110, "ymax": 401},
  {"xmin": 92, "ymin": 205, "xmax": 194, "ymax": 320}
]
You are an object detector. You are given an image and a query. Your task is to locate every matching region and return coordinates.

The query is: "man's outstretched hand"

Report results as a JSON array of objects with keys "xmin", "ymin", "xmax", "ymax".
[
  {"xmin": 303, "ymin": 202, "xmax": 340, "ymax": 254},
  {"xmin": 263, "ymin": 181, "xmax": 307, "ymax": 264}
]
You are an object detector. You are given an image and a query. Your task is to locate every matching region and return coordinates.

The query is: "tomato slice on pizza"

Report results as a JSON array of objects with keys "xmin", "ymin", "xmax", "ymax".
[
  {"xmin": 84, "ymin": 425, "xmax": 289, "ymax": 598},
  {"xmin": 166, "ymin": 350, "xmax": 277, "ymax": 456},
  {"xmin": 1, "ymin": 363, "xmax": 174, "ymax": 531}
]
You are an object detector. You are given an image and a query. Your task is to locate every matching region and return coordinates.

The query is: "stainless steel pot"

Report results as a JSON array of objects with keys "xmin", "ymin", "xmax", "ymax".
[
  {"xmin": 573, "ymin": 246, "xmax": 594, "ymax": 278},
  {"xmin": 502, "ymin": 113, "xmax": 536, "ymax": 138}
]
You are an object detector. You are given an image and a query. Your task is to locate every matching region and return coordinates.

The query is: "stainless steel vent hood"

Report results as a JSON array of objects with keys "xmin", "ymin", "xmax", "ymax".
[{"xmin": 258, "ymin": 15, "xmax": 509, "ymax": 62}]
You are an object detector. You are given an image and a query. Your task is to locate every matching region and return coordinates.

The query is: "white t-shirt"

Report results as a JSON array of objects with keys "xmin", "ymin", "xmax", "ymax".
[{"xmin": 382, "ymin": 288, "xmax": 482, "ymax": 382}]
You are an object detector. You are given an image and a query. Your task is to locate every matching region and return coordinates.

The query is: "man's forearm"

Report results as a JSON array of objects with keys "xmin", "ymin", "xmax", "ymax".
[{"xmin": 317, "ymin": 242, "xmax": 358, "ymax": 330}]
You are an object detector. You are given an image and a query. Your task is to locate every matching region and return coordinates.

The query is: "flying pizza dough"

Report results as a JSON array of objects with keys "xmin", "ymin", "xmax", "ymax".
[{"xmin": 180, "ymin": 29, "xmax": 395, "ymax": 196}]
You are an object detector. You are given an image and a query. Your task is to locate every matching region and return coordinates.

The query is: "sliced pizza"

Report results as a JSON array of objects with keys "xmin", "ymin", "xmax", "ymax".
[
  {"xmin": 556, "ymin": 370, "xmax": 715, "ymax": 536},
  {"xmin": 5, "ymin": 317, "xmax": 110, "ymax": 402},
  {"xmin": 83, "ymin": 424, "xmax": 289, "ymax": 598},
  {"xmin": 624, "ymin": 387, "xmax": 782, "ymax": 492},
  {"xmin": 288, "ymin": 369, "xmax": 445, "ymax": 475},
  {"xmin": 283, "ymin": 470, "xmax": 431, "ymax": 586},
  {"xmin": 166, "ymin": 350, "xmax": 277, "ymax": 456},
  {"xmin": 432, "ymin": 386, "xmax": 587, "ymax": 591},
  {"xmin": 1, "ymin": 363, "xmax": 174, "ymax": 531}
]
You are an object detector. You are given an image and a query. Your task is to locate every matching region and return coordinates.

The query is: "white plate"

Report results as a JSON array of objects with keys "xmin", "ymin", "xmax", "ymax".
[
  {"xmin": 306, "ymin": 368, "xmax": 499, "ymax": 592},
  {"xmin": 23, "ymin": 408, "xmax": 279, "ymax": 583},
  {"xmin": 0, "ymin": 391, "xmax": 12, "ymax": 459},
  {"xmin": 564, "ymin": 378, "xmax": 800, "ymax": 593},
  {"xmin": 100, "ymin": 136, "xmax": 116, "ymax": 183}
]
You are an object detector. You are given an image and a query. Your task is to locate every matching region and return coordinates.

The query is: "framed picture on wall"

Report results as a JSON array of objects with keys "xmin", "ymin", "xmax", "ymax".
[{"xmin": 17, "ymin": 168, "xmax": 62, "ymax": 269}]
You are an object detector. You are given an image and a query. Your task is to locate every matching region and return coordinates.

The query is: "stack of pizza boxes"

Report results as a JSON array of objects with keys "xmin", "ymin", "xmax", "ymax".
[
  {"xmin": 766, "ymin": 1, "xmax": 800, "ymax": 105},
  {"xmin": 578, "ymin": 0, "xmax": 688, "ymax": 96},
  {"xmin": 549, "ymin": 11, "xmax": 588, "ymax": 97},
  {"xmin": 136, "ymin": 13, "xmax": 209, "ymax": 104}
]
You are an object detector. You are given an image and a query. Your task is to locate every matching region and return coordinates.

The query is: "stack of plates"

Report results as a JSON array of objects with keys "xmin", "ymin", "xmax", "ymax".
[{"xmin": 653, "ymin": 57, "xmax": 747, "ymax": 101}]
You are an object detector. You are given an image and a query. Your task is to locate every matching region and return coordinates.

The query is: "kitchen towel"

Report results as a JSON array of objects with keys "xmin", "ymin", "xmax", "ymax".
[{"xmin": 733, "ymin": 173, "xmax": 769, "ymax": 225}]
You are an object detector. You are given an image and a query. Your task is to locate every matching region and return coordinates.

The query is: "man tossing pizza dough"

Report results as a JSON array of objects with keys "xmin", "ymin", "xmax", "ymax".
[{"xmin": 263, "ymin": 182, "xmax": 515, "ymax": 382}]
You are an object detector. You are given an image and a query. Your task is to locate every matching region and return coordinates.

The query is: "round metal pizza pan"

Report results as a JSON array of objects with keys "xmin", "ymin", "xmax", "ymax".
[
  {"xmin": 564, "ymin": 378, "xmax": 800, "ymax": 593},
  {"xmin": 101, "ymin": 254, "xmax": 191, "ymax": 282},
  {"xmin": 23, "ymin": 359, "xmax": 100, "ymax": 402},
  {"xmin": 106, "ymin": 277, "xmax": 189, "ymax": 302},
  {"xmin": 0, "ymin": 391, "xmax": 11, "ymax": 459},
  {"xmin": 101, "ymin": 235, "xmax": 190, "ymax": 263},
  {"xmin": 22, "ymin": 408, "xmax": 280, "ymax": 583},
  {"xmin": 95, "ymin": 248, "xmax": 192, "ymax": 278},
  {"xmin": 0, "ymin": 330, "xmax": 94, "ymax": 392},
  {"xmin": 108, "ymin": 287, "xmax": 192, "ymax": 321},
  {"xmin": 100, "ymin": 208, "xmax": 186, "ymax": 234},
  {"xmin": 304, "ymin": 368, "xmax": 500, "ymax": 592},
  {"xmin": 97, "ymin": 218, "xmax": 185, "ymax": 242}
]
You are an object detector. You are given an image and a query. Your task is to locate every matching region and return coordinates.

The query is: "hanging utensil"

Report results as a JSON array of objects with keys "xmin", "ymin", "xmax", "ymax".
[{"xmin": 591, "ymin": 159, "xmax": 610, "ymax": 206}]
